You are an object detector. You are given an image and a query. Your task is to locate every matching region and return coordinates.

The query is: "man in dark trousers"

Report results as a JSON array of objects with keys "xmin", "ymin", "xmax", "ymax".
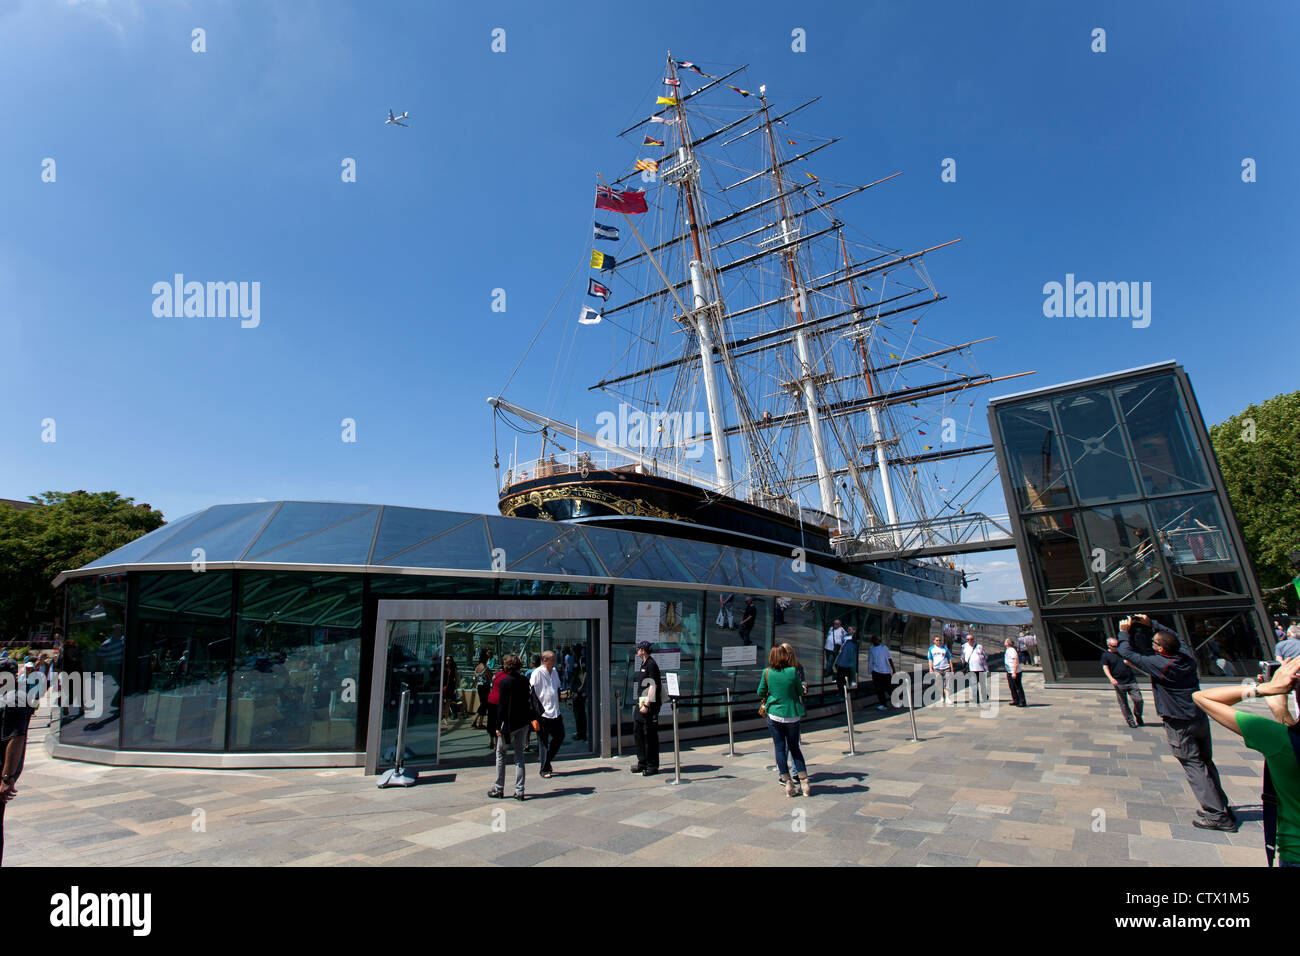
[
  {"xmin": 1117, "ymin": 613, "xmax": 1236, "ymax": 831},
  {"xmin": 630, "ymin": 641, "xmax": 661, "ymax": 776},
  {"xmin": 737, "ymin": 597, "xmax": 757, "ymax": 646},
  {"xmin": 1101, "ymin": 636, "xmax": 1145, "ymax": 728}
]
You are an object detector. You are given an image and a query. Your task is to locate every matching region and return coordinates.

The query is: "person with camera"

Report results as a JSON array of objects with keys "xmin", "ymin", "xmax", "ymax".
[
  {"xmin": 1194, "ymin": 657, "xmax": 1300, "ymax": 865},
  {"xmin": 1117, "ymin": 613, "xmax": 1236, "ymax": 831},
  {"xmin": 1101, "ymin": 636, "xmax": 1145, "ymax": 728}
]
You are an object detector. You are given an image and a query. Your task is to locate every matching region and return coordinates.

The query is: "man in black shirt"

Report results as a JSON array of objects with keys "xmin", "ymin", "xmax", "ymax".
[
  {"xmin": 737, "ymin": 598, "xmax": 757, "ymax": 647},
  {"xmin": 1117, "ymin": 614, "xmax": 1236, "ymax": 832},
  {"xmin": 1101, "ymin": 636, "xmax": 1144, "ymax": 728},
  {"xmin": 630, "ymin": 641, "xmax": 661, "ymax": 776}
]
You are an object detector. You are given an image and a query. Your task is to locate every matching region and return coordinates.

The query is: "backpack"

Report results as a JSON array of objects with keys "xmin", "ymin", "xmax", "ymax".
[{"xmin": 1262, "ymin": 726, "xmax": 1300, "ymax": 866}]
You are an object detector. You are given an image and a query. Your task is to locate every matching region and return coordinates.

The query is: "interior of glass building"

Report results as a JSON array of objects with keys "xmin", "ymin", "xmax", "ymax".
[
  {"xmin": 988, "ymin": 361, "xmax": 1273, "ymax": 683},
  {"xmin": 51, "ymin": 501, "xmax": 1029, "ymax": 769}
]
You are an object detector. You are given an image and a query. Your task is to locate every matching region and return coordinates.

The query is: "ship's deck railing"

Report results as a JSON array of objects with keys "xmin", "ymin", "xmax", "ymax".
[
  {"xmin": 837, "ymin": 512, "xmax": 1016, "ymax": 561},
  {"xmin": 501, "ymin": 451, "xmax": 716, "ymax": 495}
]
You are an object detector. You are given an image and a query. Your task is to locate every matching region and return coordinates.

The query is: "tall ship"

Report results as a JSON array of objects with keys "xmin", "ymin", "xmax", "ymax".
[{"xmin": 489, "ymin": 54, "xmax": 1030, "ymax": 594}]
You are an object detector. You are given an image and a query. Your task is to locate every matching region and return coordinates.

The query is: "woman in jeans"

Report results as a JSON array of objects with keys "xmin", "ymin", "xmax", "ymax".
[
  {"xmin": 759, "ymin": 644, "xmax": 810, "ymax": 797},
  {"xmin": 488, "ymin": 653, "xmax": 532, "ymax": 801}
]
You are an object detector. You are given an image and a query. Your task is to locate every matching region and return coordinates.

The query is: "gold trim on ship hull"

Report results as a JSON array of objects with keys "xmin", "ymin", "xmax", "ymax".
[{"xmin": 500, "ymin": 483, "xmax": 694, "ymax": 524}]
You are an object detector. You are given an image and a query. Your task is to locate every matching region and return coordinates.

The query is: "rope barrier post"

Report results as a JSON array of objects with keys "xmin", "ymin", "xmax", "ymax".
[
  {"xmin": 615, "ymin": 691, "xmax": 623, "ymax": 758},
  {"xmin": 842, "ymin": 682, "xmax": 857, "ymax": 756},
  {"xmin": 904, "ymin": 672, "xmax": 920, "ymax": 743},
  {"xmin": 725, "ymin": 687, "xmax": 735, "ymax": 757},
  {"xmin": 378, "ymin": 683, "xmax": 419, "ymax": 788},
  {"xmin": 666, "ymin": 672, "xmax": 683, "ymax": 785}
]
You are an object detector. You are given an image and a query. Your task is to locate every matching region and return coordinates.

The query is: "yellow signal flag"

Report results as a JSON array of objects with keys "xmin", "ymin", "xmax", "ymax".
[
  {"xmin": 889, "ymin": 353, "xmax": 900, "ymax": 360},
  {"xmin": 656, "ymin": 96, "xmax": 678, "ymax": 106},
  {"xmin": 635, "ymin": 159, "xmax": 659, "ymax": 173}
]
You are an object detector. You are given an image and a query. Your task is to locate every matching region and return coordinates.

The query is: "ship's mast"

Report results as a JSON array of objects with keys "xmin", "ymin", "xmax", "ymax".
[
  {"xmin": 759, "ymin": 88, "xmax": 840, "ymax": 522},
  {"xmin": 841, "ymin": 229, "xmax": 902, "ymax": 545},
  {"xmin": 666, "ymin": 54, "xmax": 733, "ymax": 490}
]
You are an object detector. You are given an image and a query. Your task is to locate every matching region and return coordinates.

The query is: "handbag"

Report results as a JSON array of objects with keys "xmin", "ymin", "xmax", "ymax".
[{"xmin": 758, "ymin": 667, "xmax": 770, "ymax": 718}]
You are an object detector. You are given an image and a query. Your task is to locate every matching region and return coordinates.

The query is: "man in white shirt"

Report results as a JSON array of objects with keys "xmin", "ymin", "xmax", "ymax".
[
  {"xmin": 963, "ymin": 633, "xmax": 989, "ymax": 704},
  {"xmin": 868, "ymin": 636, "xmax": 894, "ymax": 710},
  {"xmin": 1004, "ymin": 638, "xmax": 1027, "ymax": 707},
  {"xmin": 529, "ymin": 651, "xmax": 564, "ymax": 777},
  {"xmin": 824, "ymin": 619, "xmax": 847, "ymax": 682},
  {"xmin": 928, "ymin": 635, "xmax": 954, "ymax": 705}
]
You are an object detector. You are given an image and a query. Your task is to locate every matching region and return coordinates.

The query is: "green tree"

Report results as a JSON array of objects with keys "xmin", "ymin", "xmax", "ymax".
[
  {"xmin": 1209, "ymin": 391, "xmax": 1300, "ymax": 615},
  {"xmin": 0, "ymin": 491, "xmax": 165, "ymax": 641}
]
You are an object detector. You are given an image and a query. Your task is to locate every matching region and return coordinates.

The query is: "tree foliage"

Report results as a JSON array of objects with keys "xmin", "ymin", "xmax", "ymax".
[
  {"xmin": 0, "ymin": 491, "xmax": 165, "ymax": 641},
  {"xmin": 1209, "ymin": 391, "xmax": 1300, "ymax": 614}
]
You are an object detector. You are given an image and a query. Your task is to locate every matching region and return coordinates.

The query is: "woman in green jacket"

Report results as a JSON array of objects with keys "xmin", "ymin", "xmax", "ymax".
[{"xmin": 759, "ymin": 644, "xmax": 810, "ymax": 797}]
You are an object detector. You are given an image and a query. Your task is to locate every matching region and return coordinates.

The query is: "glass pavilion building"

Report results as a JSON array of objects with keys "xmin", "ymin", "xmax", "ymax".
[
  {"xmin": 988, "ymin": 361, "xmax": 1273, "ymax": 684},
  {"xmin": 51, "ymin": 502, "xmax": 1028, "ymax": 770}
]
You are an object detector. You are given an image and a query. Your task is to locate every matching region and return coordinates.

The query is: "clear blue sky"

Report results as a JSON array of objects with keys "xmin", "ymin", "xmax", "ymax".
[{"xmin": 2, "ymin": 0, "xmax": 1296, "ymax": 603}]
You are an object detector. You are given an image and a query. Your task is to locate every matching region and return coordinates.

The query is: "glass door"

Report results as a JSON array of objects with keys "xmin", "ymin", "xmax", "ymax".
[
  {"xmin": 437, "ymin": 619, "xmax": 541, "ymax": 763},
  {"xmin": 377, "ymin": 619, "xmax": 443, "ymax": 767}
]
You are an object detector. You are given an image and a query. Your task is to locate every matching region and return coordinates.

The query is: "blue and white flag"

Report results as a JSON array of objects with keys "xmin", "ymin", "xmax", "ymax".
[
  {"xmin": 593, "ymin": 222, "xmax": 620, "ymax": 242},
  {"xmin": 578, "ymin": 306, "xmax": 602, "ymax": 325}
]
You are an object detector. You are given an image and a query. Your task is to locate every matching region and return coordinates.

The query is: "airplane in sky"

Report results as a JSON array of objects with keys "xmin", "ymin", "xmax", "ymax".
[{"xmin": 385, "ymin": 109, "xmax": 409, "ymax": 127}]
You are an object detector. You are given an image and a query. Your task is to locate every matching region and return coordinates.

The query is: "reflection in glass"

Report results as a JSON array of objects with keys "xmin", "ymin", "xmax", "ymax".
[
  {"xmin": 1177, "ymin": 610, "xmax": 1265, "ymax": 678},
  {"xmin": 1042, "ymin": 617, "xmax": 1109, "ymax": 680},
  {"xmin": 1115, "ymin": 376, "xmax": 1210, "ymax": 496},
  {"xmin": 609, "ymin": 587, "xmax": 701, "ymax": 729},
  {"xmin": 124, "ymin": 572, "xmax": 232, "ymax": 751},
  {"xmin": 1024, "ymin": 512, "xmax": 1098, "ymax": 606},
  {"xmin": 232, "ymin": 572, "xmax": 362, "ymax": 751},
  {"xmin": 378, "ymin": 619, "xmax": 444, "ymax": 766},
  {"xmin": 1052, "ymin": 389, "xmax": 1139, "ymax": 504},
  {"xmin": 62, "ymin": 575, "xmax": 128, "ymax": 748},
  {"xmin": 1078, "ymin": 505, "xmax": 1169, "ymax": 603},
  {"xmin": 997, "ymin": 401, "xmax": 1072, "ymax": 511},
  {"xmin": 1148, "ymin": 495, "xmax": 1244, "ymax": 598}
]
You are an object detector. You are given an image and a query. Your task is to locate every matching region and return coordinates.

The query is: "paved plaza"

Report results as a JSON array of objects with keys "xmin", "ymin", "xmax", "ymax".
[{"xmin": 4, "ymin": 671, "xmax": 1275, "ymax": 867}]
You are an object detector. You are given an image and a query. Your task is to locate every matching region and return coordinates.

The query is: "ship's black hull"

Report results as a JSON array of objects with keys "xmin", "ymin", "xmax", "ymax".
[{"xmin": 498, "ymin": 470, "xmax": 833, "ymax": 556}]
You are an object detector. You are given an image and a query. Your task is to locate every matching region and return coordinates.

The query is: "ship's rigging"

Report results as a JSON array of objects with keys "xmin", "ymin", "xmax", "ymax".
[{"xmin": 490, "ymin": 54, "xmax": 1031, "ymax": 562}]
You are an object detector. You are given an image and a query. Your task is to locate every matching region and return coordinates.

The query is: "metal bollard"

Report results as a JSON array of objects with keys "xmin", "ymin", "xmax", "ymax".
[
  {"xmin": 670, "ymin": 700, "xmax": 683, "ymax": 785},
  {"xmin": 615, "ymin": 691, "xmax": 623, "ymax": 757},
  {"xmin": 903, "ymin": 672, "xmax": 920, "ymax": 743},
  {"xmin": 378, "ymin": 684, "xmax": 419, "ymax": 788},
  {"xmin": 842, "ymin": 682, "xmax": 857, "ymax": 755},
  {"xmin": 725, "ymin": 687, "xmax": 735, "ymax": 757}
]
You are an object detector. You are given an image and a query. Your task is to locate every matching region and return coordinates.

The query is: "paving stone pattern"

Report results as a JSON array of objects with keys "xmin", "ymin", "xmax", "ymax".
[{"xmin": 3, "ymin": 672, "xmax": 1274, "ymax": 866}]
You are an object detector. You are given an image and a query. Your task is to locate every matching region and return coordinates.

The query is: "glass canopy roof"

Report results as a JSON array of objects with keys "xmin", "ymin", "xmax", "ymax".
[{"xmin": 57, "ymin": 501, "xmax": 1030, "ymax": 627}]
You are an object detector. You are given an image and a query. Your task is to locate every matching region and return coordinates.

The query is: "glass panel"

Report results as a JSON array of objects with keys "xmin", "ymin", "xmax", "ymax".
[
  {"xmin": 61, "ymin": 574, "xmax": 128, "ymax": 747},
  {"xmin": 996, "ymin": 400, "xmax": 1073, "ymax": 511},
  {"xmin": 1052, "ymin": 389, "xmax": 1140, "ymax": 504},
  {"xmin": 371, "ymin": 508, "xmax": 480, "ymax": 564},
  {"xmin": 137, "ymin": 503, "xmax": 279, "ymax": 564},
  {"xmin": 772, "ymin": 596, "xmax": 823, "ymax": 698},
  {"xmin": 1177, "ymin": 609, "xmax": 1267, "ymax": 678},
  {"xmin": 542, "ymin": 620, "xmax": 593, "ymax": 757},
  {"xmin": 1078, "ymin": 504, "xmax": 1170, "ymax": 603},
  {"xmin": 377, "ymin": 620, "xmax": 443, "ymax": 767},
  {"xmin": 661, "ymin": 536, "xmax": 725, "ymax": 582},
  {"xmin": 1115, "ymin": 376, "xmax": 1210, "ymax": 496},
  {"xmin": 367, "ymin": 573, "xmax": 495, "ymax": 598},
  {"xmin": 245, "ymin": 503, "xmax": 375, "ymax": 558},
  {"xmin": 609, "ymin": 587, "xmax": 702, "ymax": 730},
  {"xmin": 434, "ymin": 619, "xmax": 540, "ymax": 763},
  {"xmin": 123, "ymin": 572, "xmax": 232, "ymax": 751},
  {"xmin": 81, "ymin": 510, "xmax": 204, "ymax": 567},
  {"xmin": 498, "ymin": 523, "xmax": 608, "ymax": 578},
  {"xmin": 700, "ymin": 592, "xmax": 767, "ymax": 721},
  {"xmin": 1042, "ymin": 617, "xmax": 1109, "ymax": 680},
  {"xmin": 614, "ymin": 538, "xmax": 697, "ymax": 584},
  {"xmin": 1024, "ymin": 511, "xmax": 1098, "ymax": 606},
  {"xmin": 1148, "ymin": 495, "xmax": 1244, "ymax": 598},
  {"xmin": 707, "ymin": 547, "xmax": 770, "ymax": 590},
  {"xmin": 250, "ymin": 508, "xmax": 379, "ymax": 565},
  {"xmin": 232, "ymin": 571, "xmax": 363, "ymax": 751},
  {"xmin": 377, "ymin": 517, "xmax": 492, "ymax": 570}
]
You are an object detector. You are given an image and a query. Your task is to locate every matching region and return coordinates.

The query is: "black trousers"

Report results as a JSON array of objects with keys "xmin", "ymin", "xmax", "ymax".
[
  {"xmin": 573, "ymin": 694, "xmax": 587, "ymax": 739},
  {"xmin": 539, "ymin": 715, "xmax": 565, "ymax": 771},
  {"xmin": 871, "ymin": 671, "xmax": 893, "ymax": 706},
  {"xmin": 1006, "ymin": 672, "xmax": 1027, "ymax": 706},
  {"xmin": 634, "ymin": 714, "xmax": 659, "ymax": 770},
  {"xmin": 1114, "ymin": 682, "xmax": 1144, "ymax": 724}
]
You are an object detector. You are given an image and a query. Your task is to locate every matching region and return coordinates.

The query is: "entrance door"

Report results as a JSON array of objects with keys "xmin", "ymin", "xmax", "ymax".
[{"xmin": 365, "ymin": 599, "xmax": 608, "ymax": 774}]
